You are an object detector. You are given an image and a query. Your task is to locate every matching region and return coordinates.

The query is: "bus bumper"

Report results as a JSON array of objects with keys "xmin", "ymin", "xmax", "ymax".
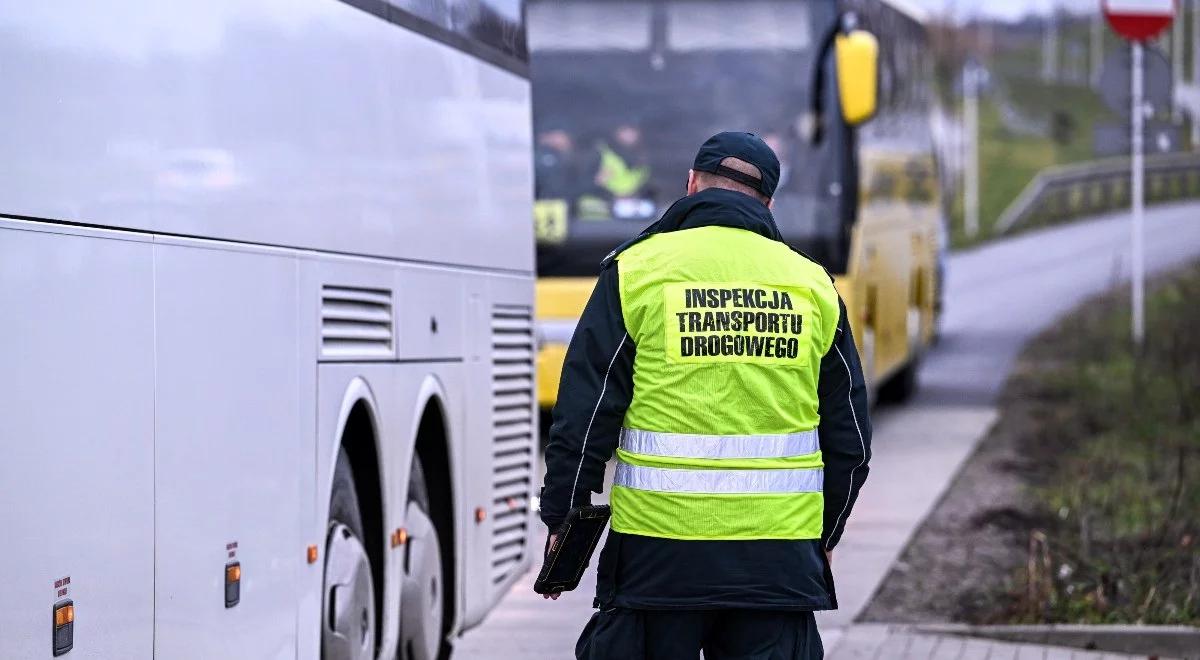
[
  {"xmin": 537, "ymin": 341, "xmax": 569, "ymax": 407},
  {"xmin": 536, "ymin": 277, "xmax": 596, "ymax": 407}
]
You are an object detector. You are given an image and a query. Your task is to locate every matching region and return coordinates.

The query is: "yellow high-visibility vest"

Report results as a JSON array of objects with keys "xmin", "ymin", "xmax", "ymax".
[
  {"xmin": 598, "ymin": 143, "xmax": 649, "ymax": 198},
  {"xmin": 612, "ymin": 225, "xmax": 841, "ymax": 540}
]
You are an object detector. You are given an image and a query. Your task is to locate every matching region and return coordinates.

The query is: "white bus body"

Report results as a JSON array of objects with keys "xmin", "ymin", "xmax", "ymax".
[{"xmin": 0, "ymin": 1, "xmax": 536, "ymax": 658}]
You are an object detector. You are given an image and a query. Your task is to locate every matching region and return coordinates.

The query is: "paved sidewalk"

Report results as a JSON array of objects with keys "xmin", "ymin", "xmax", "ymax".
[{"xmin": 828, "ymin": 625, "xmax": 1151, "ymax": 660}]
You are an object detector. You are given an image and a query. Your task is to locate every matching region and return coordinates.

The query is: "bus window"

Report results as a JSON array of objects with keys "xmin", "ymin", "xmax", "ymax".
[
  {"xmin": 665, "ymin": 0, "xmax": 811, "ymax": 51},
  {"xmin": 529, "ymin": 0, "xmax": 847, "ymax": 277},
  {"xmin": 468, "ymin": 0, "xmax": 526, "ymax": 59},
  {"xmin": 527, "ymin": 1, "xmax": 652, "ymax": 51},
  {"xmin": 389, "ymin": 0, "xmax": 528, "ymax": 60}
]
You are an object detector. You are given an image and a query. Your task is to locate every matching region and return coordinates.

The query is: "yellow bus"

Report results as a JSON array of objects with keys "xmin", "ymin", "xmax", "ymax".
[{"xmin": 528, "ymin": 0, "xmax": 942, "ymax": 407}]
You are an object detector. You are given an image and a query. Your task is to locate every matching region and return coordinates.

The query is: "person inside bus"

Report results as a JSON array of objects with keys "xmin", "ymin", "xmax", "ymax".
[
  {"xmin": 535, "ymin": 127, "xmax": 580, "ymax": 202},
  {"xmin": 539, "ymin": 131, "xmax": 872, "ymax": 659},
  {"xmin": 595, "ymin": 124, "xmax": 652, "ymax": 200}
]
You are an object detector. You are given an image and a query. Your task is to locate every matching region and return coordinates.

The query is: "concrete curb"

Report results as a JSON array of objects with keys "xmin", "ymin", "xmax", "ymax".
[{"xmin": 909, "ymin": 623, "xmax": 1200, "ymax": 659}]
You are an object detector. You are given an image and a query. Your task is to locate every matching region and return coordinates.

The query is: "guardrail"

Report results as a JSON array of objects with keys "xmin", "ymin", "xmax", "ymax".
[{"xmin": 995, "ymin": 151, "xmax": 1200, "ymax": 235}]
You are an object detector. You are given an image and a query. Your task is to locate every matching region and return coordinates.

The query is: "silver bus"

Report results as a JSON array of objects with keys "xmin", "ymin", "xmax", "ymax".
[{"xmin": 0, "ymin": 1, "xmax": 535, "ymax": 658}]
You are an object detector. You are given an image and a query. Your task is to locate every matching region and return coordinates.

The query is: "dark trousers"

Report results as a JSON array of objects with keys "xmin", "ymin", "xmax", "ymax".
[{"xmin": 576, "ymin": 608, "xmax": 823, "ymax": 660}]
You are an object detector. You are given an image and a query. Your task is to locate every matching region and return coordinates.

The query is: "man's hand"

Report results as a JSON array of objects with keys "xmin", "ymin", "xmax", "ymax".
[{"xmin": 542, "ymin": 533, "xmax": 560, "ymax": 600}]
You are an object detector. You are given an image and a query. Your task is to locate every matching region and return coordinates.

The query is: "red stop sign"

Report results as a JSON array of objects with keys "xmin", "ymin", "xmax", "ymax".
[{"xmin": 1103, "ymin": 0, "xmax": 1177, "ymax": 41}]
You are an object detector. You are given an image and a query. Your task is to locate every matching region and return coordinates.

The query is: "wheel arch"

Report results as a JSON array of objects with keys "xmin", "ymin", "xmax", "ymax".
[
  {"xmin": 407, "ymin": 375, "xmax": 459, "ymax": 643},
  {"xmin": 328, "ymin": 377, "xmax": 386, "ymax": 650}
]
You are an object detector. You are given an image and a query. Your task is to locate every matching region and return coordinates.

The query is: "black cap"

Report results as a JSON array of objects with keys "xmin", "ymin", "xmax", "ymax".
[{"xmin": 692, "ymin": 131, "xmax": 781, "ymax": 199}]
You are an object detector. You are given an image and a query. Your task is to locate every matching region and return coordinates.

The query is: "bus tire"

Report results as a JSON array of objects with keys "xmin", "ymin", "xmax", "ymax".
[
  {"xmin": 880, "ymin": 354, "xmax": 920, "ymax": 403},
  {"xmin": 323, "ymin": 448, "xmax": 377, "ymax": 660},
  {"xmin": 400, "ymin": 458, "xmax": 450, "ymax": 660}
]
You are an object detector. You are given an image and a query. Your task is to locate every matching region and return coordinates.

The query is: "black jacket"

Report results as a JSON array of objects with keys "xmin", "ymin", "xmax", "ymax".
[{"xmin": 540, "ymin": 188, "xmax": 872, "ymax": 610}]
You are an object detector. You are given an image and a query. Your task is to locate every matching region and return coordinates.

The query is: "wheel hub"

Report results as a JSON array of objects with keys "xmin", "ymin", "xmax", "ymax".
[
  {"xmin": 400, "ymin": 500, "xmax": 443, "ymax": 660},
  {"xmin": 322, "ymin": 522, "xmax": 376, "ymax": 660}
]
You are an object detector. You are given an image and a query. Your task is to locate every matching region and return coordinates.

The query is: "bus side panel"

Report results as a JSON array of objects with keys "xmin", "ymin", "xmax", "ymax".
[
  {"xmin": 0, "ymin": 223, "xmax": 155, "ymax": 659},
  {"xmin": 460, "ymin": 276, "xmax": 493, "ymax": 630},
  {"xmin": 460, "ymin": 273, "xmax": 538, "ymax": 629},
  {"xmin": 0, "ymin": 0, "xmax": 533, "ymax": 273},
  {"xmin": 153, "ymin": 243, "xmax": 302, "ymax": 659},
  {"xmin": 870, "ymin": 214, "xmax": 913, "ymax": 380}
]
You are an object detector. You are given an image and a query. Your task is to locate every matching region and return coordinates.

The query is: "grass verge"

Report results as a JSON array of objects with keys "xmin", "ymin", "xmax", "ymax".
[{"xmin": 1007, "ymin": 262, "xmax": 1200, "ymax": 624}]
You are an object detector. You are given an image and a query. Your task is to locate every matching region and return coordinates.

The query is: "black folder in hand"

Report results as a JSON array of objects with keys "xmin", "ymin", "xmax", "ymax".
[{"xmin": 534, "ymin": 504, "xmax": 611, "ymax": 595}]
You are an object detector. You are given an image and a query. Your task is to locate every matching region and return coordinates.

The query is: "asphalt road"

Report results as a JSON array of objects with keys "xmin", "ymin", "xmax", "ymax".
[{"xmin": 457, "ymin": 201, "xmax": 1200, "ymax": 659}]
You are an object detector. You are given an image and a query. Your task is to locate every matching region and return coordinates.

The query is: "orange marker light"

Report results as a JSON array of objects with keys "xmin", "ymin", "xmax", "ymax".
[
  {"xmin": 390, "ymin": 528, "xmax": 408, "ymax": 548},
  {"xmin": 54, "ymin": 604, "xmax": 74, "ymax": 626},
  {"xmin": 307, "ymin": 545, "xmax": 319, "ymax": 564},
  {"xmin": 224, "ymin": 561, "xmax": 242, "ymax": 608},
  {"xmin": 52, "ymin": 600, "xmax": 76, "ymax": 655},
  {"xmin": 475, "ymin": 507, "xmax": 487, "ymax": 523}
]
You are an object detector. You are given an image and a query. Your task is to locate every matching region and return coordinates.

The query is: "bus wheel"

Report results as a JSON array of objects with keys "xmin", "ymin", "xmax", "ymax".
[
  {"xmin": 881, "ymin": 354, "xmax": 920, "ymax": 403},
  {"xmin": 881, "ymin": 307, "xmax": 922, "ymax": 403},
  {"xmin": 323, "ymin": 449, "xmax": 377, "ymax": 660},
  {"xmin": 862, "ymin": 328, "xmax": 877, "ymax": 406},
  {"xmin": 400, "ymin": 458, "xmax": 446, "ymax": 660}
]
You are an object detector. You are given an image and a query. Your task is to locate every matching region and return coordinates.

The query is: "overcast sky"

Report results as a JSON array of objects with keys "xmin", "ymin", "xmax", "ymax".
[{"xmin": 908, "ymin": 0, "xmax": 1100, "ymax": 21}]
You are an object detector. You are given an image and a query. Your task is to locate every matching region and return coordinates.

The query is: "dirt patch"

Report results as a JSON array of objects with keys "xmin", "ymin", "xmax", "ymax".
[{"xmin": 858, "ymin": 384, "xmax": 1043, "ymax": 624}]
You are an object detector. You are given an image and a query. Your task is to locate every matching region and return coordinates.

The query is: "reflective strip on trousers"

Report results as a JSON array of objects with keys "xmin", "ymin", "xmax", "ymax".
[
  {"xmin": 614, "ymin": 461, "xmax": 824, "ymax": 494},
  {"xmin": 619, "ymin": 427, "xmax": 819, "ymax": 459}
]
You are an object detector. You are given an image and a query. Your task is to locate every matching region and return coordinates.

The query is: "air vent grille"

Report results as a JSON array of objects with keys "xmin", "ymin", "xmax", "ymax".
[
  {"xmin": 320, "ymin": 286, "xmax": 393, "ymax": 360},
  {"xmin": 490, "ymin": 304, "xmax": 535, "ymax": 586}
]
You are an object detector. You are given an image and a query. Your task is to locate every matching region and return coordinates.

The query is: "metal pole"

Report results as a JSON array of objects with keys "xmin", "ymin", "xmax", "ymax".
[
  {"xmin": 1131, "ymin": 40, "xmax": 1146, "ymax": 348},
  {"xmin": 964, "ymin": 64, "xmax": 980, "ymax": 238},
  {"xmin": 1091, "ymin": 10, "xmax": 1104, "ymax": 87},
  {"xmin": 1173, "ymin": 5, "xmax": 1184, "ymax": 121},
  {"xmin": 1043, "ymin": 6, "xmax": 1058, "ymax": 82},
  {"xmin": 1193, "ymin": 0, "xmax": 1200, "ymax": 148}
]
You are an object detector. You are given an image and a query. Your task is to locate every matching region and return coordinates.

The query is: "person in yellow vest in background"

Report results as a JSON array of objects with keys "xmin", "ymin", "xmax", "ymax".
[
  {"xmin": 577, "ymin": 124, "xmax": 653, "ymax": 221},
  {"xmin": 539, "ymin": 132, "xmax": 872, "ymax": 659},
  {"xmin": 596, "ymin": 124, "xmax": 651, "ymax": 198}
]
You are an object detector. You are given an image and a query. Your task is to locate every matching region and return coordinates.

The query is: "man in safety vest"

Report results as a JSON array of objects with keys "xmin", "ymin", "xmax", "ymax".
[{"xmin": 539, "ymin": 132, "xmax": 872, "ymax": 659}]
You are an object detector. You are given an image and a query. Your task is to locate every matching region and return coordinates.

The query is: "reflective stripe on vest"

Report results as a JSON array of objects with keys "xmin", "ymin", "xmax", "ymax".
[
  {"xmin": 614, "ymin": 461, "xmax": 823, "ymax": 494},
  {"xmin": 619, "ymin": 427, "xmax": 819, "ymax": 459}
]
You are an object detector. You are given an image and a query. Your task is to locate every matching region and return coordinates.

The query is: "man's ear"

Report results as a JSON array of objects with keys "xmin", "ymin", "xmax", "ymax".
[{"xmin": 686, "ymin": 169, "xmax": 698, "ymax": 195}]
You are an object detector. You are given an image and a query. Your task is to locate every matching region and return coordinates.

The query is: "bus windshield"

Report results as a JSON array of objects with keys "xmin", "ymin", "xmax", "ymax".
[{"xmin": 529, "ymin": 0, "xmax": 845, "ymax": 276}]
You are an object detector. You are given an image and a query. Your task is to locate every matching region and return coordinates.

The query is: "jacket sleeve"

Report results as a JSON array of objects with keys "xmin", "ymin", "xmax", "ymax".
[
  {"xmin": 817, "ymin": 297, "xmax": 872, "ymax": 551},
  {"xmin": 540, "ymin": 263, "xmax": 636, "ymax": 530}
]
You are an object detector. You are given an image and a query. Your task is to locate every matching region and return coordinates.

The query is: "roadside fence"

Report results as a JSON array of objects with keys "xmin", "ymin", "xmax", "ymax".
[{"xmin": 995, "ymin": 151, "xmax": 1200, "ymax": 235}]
